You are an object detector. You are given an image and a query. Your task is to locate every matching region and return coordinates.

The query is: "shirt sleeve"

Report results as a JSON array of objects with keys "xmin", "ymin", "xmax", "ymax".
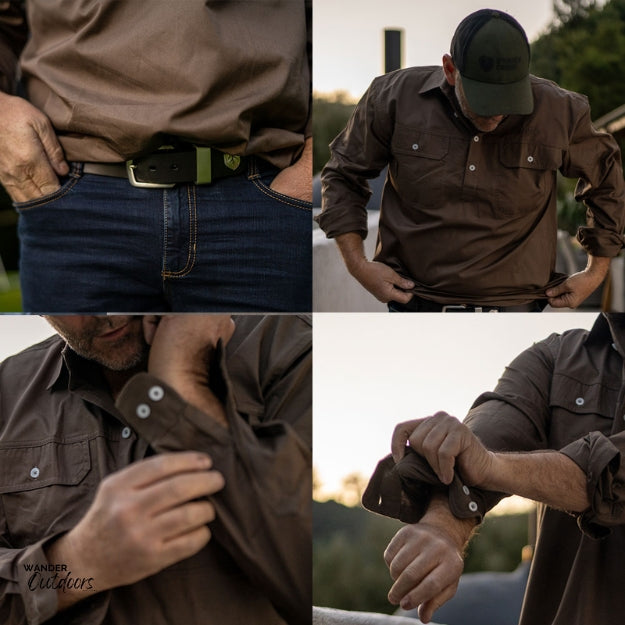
[
  {"xmin": 316, "ymin": 77, "xmax": 393, "ymax": 239},
  {"xmin": 560, "ymin": 431, "xmax": 625, "ymax": 538},
  {"xmin": 0, "ymin": 1, "xmax": 28, "ymax": 93},
  {"xmin": 363, "ymin": 333, "xmax": 560, "ymax": 524},
  {"xmin": 0, "ymin": 533, "xmax": 110, "ymax": 625},
  {"xmin": 116, "ymin": 335, "xmax": 312, "ymax": 625},
  {"xmin": 560, "ymin": 92, "xmax": 625, "ymax": 258}
]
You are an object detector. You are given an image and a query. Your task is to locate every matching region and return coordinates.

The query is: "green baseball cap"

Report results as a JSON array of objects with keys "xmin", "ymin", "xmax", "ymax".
[{"xmin": 451, "ymin": 9, "xmax": 533, "ymax": 116}]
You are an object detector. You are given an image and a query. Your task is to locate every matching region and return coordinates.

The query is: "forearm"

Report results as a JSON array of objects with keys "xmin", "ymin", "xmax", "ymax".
[
  {"xmin": 335, "ymin": 231, "xmax": 368, "ymax": 275},
  {"xmin": 484, "ymin": 450, "xmax": 589, "ymax": 512},
  {"xmin": 420, "ymin": 493, "xmax": 478, "ymax": 551},
  {"xmin": 585, "ymin": 253, "xmax": 611, "ymax": 279}
]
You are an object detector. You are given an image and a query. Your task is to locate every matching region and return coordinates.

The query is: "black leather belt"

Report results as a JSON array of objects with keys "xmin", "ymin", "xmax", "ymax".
[
  {"xmin": 83, "ymin": 146, "xmax": 247, "ymax": 188},
  {"xmin": 389, "ymin": 295, "xmax": 546, "ymax": 312}
]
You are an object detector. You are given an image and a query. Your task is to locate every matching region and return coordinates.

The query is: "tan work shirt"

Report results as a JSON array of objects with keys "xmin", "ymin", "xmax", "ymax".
[
  {"xmin": 0, "ymin": 315, "xmax": 312, "ymax": 625},
  {"xmin": 364, "ymin": 313, "xmax": 625, "ymax": 625},
  {"xmin": 318, "ymin": 67, "xmax": 625, "ymax": 306},
  {"xmin": 0, "ymin": 1, "xmax": 311, "ymax": 168}
]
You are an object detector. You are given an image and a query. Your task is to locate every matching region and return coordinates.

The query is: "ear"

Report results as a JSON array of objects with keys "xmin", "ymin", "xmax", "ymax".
[{"xmin": 442, "ymin": 54, "xmax": 457, "ymax": 86}]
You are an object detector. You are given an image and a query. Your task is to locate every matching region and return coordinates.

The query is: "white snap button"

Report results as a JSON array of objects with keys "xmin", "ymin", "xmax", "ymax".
[
  {"xmin": 412, "ymin": 143, "xmax": 419, "ymax": 150},
  {"xmin": 575, "ymin": 397, "xmax": 584, "ymax": 406},
  {"xmin": 136, "ymin": 403, "xmax": 151, "ymax": 419},
  {"xmin": 462, "ymin": 485, "xmax": 470, "ymax": 495},
  {"xmin": 612, "ymin": 343, "xmax": 618, "ymax": 351},
  {"xmin": 468, "ymin": 501, "xmax": 478, "ymax": 512},
  {"xmin": 30, "ymin": 467, "xmax": 40, "ymax": 479},
  {"xmin": 148, "ymin": 385, "xmax": 164, "ymax": 401},
  {"xmin": 473, "ymin": 136, "xmax": 479, "ymax": 142},
  {"xmin": 121, "ymin": 427, "xmax": 132, "ymax": 439},
  {"xmin": 527, "ymin": 155, "xmax": 534, "ymax": 163},
  {"xmin": 469, "ymin": 164, "xmax": 476, "ymax": 171}
]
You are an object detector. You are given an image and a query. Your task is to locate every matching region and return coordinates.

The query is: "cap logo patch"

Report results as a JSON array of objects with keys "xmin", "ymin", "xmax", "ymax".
[
  {"xmin": 496, "ymin": 56, "xmax": 521, "ymax": 71},
  {"xmin": 478, "ymin": 55, "xmax": 494, "ymax": 72}
]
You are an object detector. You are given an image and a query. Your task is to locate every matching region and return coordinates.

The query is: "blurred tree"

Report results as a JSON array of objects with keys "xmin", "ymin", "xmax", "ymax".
[{"xmin": 313, "ymin": 91, "xmax": 356, "ymax": 175}]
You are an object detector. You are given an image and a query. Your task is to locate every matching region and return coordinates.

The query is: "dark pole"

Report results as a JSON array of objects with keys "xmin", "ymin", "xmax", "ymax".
[{"xmin": 384, "ymin": 28, "xmax": 403, "ymax": 73}]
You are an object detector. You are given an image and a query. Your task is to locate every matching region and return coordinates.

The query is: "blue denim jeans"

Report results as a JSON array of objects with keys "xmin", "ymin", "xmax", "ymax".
[{"xmin": 16, "ymin": 160, "xmax": 312, "ymax": 312}]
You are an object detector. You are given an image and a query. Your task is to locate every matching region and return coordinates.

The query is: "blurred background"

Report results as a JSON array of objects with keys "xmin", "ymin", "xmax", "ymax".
[
  {"xmin": 313, "ymin": 312, "xmax": 598, "ymax": 623},
  {"xmin": 312, "ymin": 0, "xmax": 625, "ymax": 312}
]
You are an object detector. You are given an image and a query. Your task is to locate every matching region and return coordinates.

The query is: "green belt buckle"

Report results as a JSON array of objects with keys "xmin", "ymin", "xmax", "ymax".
[{"xmin": 195, "ymin": 147, "xmax": 212, "ymax": 184}]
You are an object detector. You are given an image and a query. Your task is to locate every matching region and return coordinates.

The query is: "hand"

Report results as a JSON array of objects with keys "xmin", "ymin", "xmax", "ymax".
[
  {"xmin": 385, "ymin": 521, "xmax": 464, "ymax": 622},
  {"xmin": 351, "ymin": 259, "xmax": 415, "ymax": 304},
  {"xmin": 546, "ymin": 256, "xmax": 610, "ymax": 309},
  {"xmin": 269, "ymin": 136, "xmax": 312, "ymax": 202},
  {"xmin": 0, "ymin": 92, "xmax": 69, "ymax": 202},
  {"xmin": 391, "ymin": 413, "xmax": 494, "ymax": 487},
  {"xmin": 143, "ymin": 315, "xmax": 235, "ymax": 426},
  {"xmin": 46, "ymin": 452, "xmax": 224, "ymax": 610}
]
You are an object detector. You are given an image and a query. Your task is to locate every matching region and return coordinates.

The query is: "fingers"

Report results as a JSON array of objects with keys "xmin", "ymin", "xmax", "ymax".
[
  {"xmin": 141, "ymin": 469, "xmax": 225, "ymax": 516},
  {"xmin": 34, "ymin": 114, "xmax": 69, "ymax": 176},
  {"xmin": 385, "ymin": 525, "xmax": 463, "ymax": 613},
  {"xmin": 114, "ymin": 451, "xmax": 215, "ymax": 489},
  {"xmin": 155, "ymin": 500, "xmax": 217, "ymax": 541},
  {"xmin": 418, "ymin": 581, "xmax": 460, "ymax": 623},
  {"xmin": 392, "ymin": 414, "xmax": 462, "ymax": 484},
  {"xmin": 391, "ymin": 420, "xmax": 421, "ymax": 463}
]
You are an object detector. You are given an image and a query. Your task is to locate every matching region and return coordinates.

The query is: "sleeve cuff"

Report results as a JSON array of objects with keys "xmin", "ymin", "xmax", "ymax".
[
  {"xmin": 560, "ymin": 432, "xmax": 623, "ymax": 538},
  {"xmin": 362, "ymin": 450, "xmax": 490, "ymax": 524}
]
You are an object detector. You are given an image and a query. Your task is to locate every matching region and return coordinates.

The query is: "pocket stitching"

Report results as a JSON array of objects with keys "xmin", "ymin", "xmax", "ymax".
[
  {"xmin": 12, "ymin": 174, "xmax": 81, "ymax": 211},
  {"xmin": 250, "ymin": 177, "xmax": 312, "ymax": 212}
]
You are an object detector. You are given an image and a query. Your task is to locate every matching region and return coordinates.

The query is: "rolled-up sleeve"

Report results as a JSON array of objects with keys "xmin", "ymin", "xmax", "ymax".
[
  {"xmin": 316, "ymin": 77, "xmax": 392, "ymax": 239},
  {"xmin": 560, "ymin": 431, "xmax": 625, "ymax": 538},
  {"xmin": 561, "ymin": 93, "xmax": 625, "ymax": 258}
]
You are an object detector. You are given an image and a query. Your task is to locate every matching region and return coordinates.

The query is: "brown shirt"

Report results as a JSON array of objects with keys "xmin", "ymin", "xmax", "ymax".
[
  {"xmin": 0, "ymin": 315, "xmax": 312, "ymax": 625},
  {"xmin": 0, "ymin": 1, "xmax": 311, "ymax": 168},
  {"xmin": 364, "ymin": 313, "xmax": 625, "ymax": 625},
  {"xmin": 318, "ymin": 67, "xmax": 625, "ymax": 306}
]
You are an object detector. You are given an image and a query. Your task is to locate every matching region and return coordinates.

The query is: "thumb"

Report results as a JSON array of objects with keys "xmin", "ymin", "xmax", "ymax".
[
  {"xmin": 546, "ymin": 281, "xmax": 569, "ymax": 297},
  {"xmin": 35, "ymin": 118, "xmax": 69, "ymax": 176}
]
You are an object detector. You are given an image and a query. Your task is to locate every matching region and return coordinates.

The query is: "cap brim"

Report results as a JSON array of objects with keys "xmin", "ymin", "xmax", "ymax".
[{"xmin": 461, "ymin": 74, "xmax": 534, "ymax": 116}]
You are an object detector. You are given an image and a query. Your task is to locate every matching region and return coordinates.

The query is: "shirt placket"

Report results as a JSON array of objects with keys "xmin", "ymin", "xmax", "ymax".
[{"xmin": 462, "ymin": 133, "xmax": 485, "ymax": 202}]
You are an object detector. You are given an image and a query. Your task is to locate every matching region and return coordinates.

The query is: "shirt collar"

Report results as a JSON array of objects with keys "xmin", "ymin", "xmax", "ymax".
[
  {"xmin": 418, "ymin": 66, "xmax": 447, "ymax": 95},
  {"xmin": 586, "ymin": 313, "xmax": 625, "ymax": 354}
]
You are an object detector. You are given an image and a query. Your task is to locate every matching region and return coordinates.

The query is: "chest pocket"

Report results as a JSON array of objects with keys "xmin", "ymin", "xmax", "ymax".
[
  {"xmin": 548, "ymin": 375, "xmax": 617, "ymax": 447},
  {"xmin": 495, "ymin": 142, "xmax": 562, "ymax": 216},
  {"xmin": 0, "ymin": 440, "xmax": 93, "ymax": 547},
  {"xmin": 390, "ymin": 124, "xmax": 450, "ymax": 208}
]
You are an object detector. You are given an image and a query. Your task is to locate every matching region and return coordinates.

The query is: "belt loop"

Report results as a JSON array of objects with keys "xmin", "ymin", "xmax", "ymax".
[{"xmin": 69, "ymin": 162, "xmax": 84, "ymax": 178}]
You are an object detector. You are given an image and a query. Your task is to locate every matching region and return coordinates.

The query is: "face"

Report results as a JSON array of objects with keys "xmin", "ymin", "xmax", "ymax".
[
  {"xmin": 45, "ymin": 315, "xmax": 149, "ymax": 371},
  {"xmin": 454, "ymin": 74, "xmax": 506, "ymax": 133}
]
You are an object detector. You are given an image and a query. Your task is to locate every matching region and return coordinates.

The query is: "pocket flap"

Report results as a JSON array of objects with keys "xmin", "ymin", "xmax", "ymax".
[
  {"xmin": 550, "ymin": 374, "xmax": 616, "ymax": 419},
  {"xmin": 0, "ymin": 440, "xmax": 91, "ymax": 493},
  {"xmin": 499, "ymin": 142, "xmax": 562, "ymax": 170},
  {"xmin": 392, "ymin": 124, "xmax": 449, "ymax": 160}
]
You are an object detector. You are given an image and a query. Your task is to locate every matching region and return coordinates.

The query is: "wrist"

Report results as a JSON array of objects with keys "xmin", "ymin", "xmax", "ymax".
[{"xmin": 421, "ymin": 495, "xmax": 477, "ymax": 552}]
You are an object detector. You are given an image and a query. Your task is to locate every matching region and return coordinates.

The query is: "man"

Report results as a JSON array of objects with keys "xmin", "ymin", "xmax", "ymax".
[
  {"xmin": 0, "ymin": 314, "xmax": 312, "ymax": 624},
  {"xmin": 317, "ymin": 9, "xmax": 625, "ymax": 312},
  {"xmin": 364, "ymin": 313, "xmax": 625, "ymax": 624},
  {"xmin": 0, "ymin": 1, "xmax": 312, "ymax": 312}
]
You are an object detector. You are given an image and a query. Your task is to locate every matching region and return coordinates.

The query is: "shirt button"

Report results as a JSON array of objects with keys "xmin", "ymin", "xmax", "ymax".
[
  {"xmin": 412, "ymin": 143, "xmax": 419, "ymax": 151},
  {"xmin": 148, "ymin": 385, "xmax": 164, "ymax": 401},
  {"xmin": 30, "ymin": 467, "xmax": 40, "ymax": 479},
  {"xmin": 468, "ymin": 501, "xmax": 478, "ymax": 512},
  {"xmin": 473, "ymin": 135, "xmax": 479, "ymax": 142},
  {"xmin": 462, "ymin": 485, "xmax": 470, "ymax": 495},
  {"xmin": 121, "ymin": 427, "xmax": 132, "ymax": 439},
  {"xmin": 468, "ymin": 164, "xmax": 476, "ymax": 171},
  {"xmin": 136, "ymin": 403, "xmax": 151, "ymax": 419},
  {"xmin": 575, "ymin": 397, "xmax": 585, "ymax": 406},
  {"xmin": 527, "ymin": 155, "xmax": 534, "ymax": 163}
]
